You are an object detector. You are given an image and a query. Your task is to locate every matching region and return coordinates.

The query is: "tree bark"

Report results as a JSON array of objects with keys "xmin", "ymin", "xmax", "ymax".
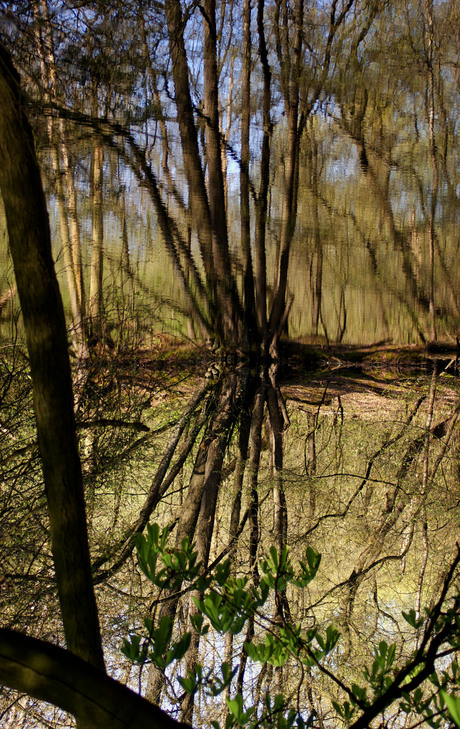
[
  {"xmin": 254, "ymin": 0, "xmax": 272, "ymax": 347},
  {"xmin": 269, "ymin": 0, "xmax": 304, "ymax": 353},
  {"xmin": 240, "ymin": 0, "xmax": 257, "ymax": 343},
  {"xmin": 35, "ymin": 0, "xmax": 86, "ymax": 318},
  {"xmin": 32, "ymin": 0, "xmax": 88, "ymax": 358},
  {"xmin": 163, "ymin": 0, "xmax": 214, "ymax": 285},
  {"xmin": 89, "ymin": 140, "xmax": 104, "ymax": 328},
  {"xmin": 424, "ymin": 0, "xmax": 438, "ymax": 341},
  {"xmin": 164, "ymin": 0, "xmax": 243, "ymax": 346},
  {"xmin": 0, "ymin": 629, "xmax": 190, "ymax": 729},
  {"xmin": 0, "ymin": 42, "xmax": 104, "ymax": 671}
]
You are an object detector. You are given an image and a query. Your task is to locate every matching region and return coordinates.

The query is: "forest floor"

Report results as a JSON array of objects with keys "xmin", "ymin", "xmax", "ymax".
[
  {"xmin": 87, "ymin": 334, "xmax": 459, "ymax": 423},
  {"xmin": 279, "ymin": 339, "xmax": 460, "ymax": 421}
]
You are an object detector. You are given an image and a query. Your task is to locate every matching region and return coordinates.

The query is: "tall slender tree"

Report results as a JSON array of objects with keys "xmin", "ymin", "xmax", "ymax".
[{"xmin": 0, "ymin": 42, "xmax": 105, "ymax": 678}]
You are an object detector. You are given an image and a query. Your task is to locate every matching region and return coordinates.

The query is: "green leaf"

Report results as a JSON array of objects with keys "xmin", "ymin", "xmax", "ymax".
[
  {"xmin": 256, "ymin": 578, "xmax": 270, "ymax": 605},
  {"xmin": 165, "ymin": 631, "xmax": 191, "ymax": 665},
  {"xmin": 387, "ymin": 642, "xmax": 396, "ymax": 667},
  {"xmin": 295, "ymin": 547, "xmax": 321, "ymax": 586},
  {"xmin": 157, "ymin": 614, "xmax": 173, "ymax": 645},
  {"xmin": 244, "ymin": 640, "xmax": 262, "ymax": 662},
  {"xmin": 332, "ymin": 699, "xmax": 355, "ymax": 721},
  {"xmin": 179, "ymin": 674, "xmax": 197, "ymax": 694},
  {"xmin": 325, "ymin": 624, "xmax": 340, "ymax": 652},
  {"xmin": 190, "ymin": 612, "xmax": 209, "ymax": 636},
  {"xmin": 402, "ymin": 609, "xmax": 424, "ymax": 629},
  {"xmin": 351, "ymin": 683, "xmax": 368, "ymax": 706},
  {"xmin": 209, "ymin": 662, "xmax": 237, "ymax": 696},
  {"xmin": 269, "ymin": 546, "xmax": 280, "ymax": 570},
  {"xmin": 226, "ymin": 695, "xmax": 255, "ymax": 726},
  {"xmin": 441, "ymin": 692, "xmax": 460, "ymax": 728},
  {"xmin": 121, "ymin": 633, "xmax": 148, "ymax": 663},
  {"xmin": 179, "ymin": 664, "xmax": 203, "ymax": 694},
  {"xmin": 215, "ymin": 559, "xmax": 231, "ymax": 586},
  {"xmin": 227, "ymin": 695, "xmax": 244, "ymax": 722}
]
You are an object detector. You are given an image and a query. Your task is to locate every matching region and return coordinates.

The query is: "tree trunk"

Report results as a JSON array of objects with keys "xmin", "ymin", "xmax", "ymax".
[
  {"xmin": 424, "ymin": 0, "xmax": 438, "ymax": 341},
  {"xmin": 0, "ymin": 629, "xmax": 189, "ymax": 729},
  {"xmin": 0, "ymin": 42, "xmax": 105, "ymax": 673},
  {"xmin": 254, "ymin": 0, "xmax": 272, "ymax": 348},
  {"xmin": 163, "ymin": 0, "xmax": 214, "ymax": 284},
  {"xmin": 32, "ymin": 0, "xmax": 88, "ymax": 358},
  {"xmin": 89, "ymin": 140, "xmax": 104, "ymax": 331},
  {"xmin": 240, "ymin": 0, "xmax": 257, "ymax": 344},
  {"xmin": 164, "ymin": 0, "xmax": 242, "ymax": 346},
  {"xmin": 269, "ymin": 0, "xmax": 304, "ymax": 354}
]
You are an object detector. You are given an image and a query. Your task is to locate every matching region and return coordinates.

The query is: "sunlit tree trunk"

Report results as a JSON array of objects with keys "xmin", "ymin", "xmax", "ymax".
[
  {"xmin": 221, "ymin": 50, "xmax": 235, "ymax": 207},
  {"xmin": 32, "ymin": 0, "xmax": 85, "ymax": 357},
  {"xmin": 203, "ymin": 0, "xmax": 228, "ymax": 257},
  {"xmin": 120, "ymin": 185, "xmax": 135, "ymax": 318},
  {"xmin": 38, "ymin": 0, "xmax": 85, "ymax": 312},
  {"xmin": 240, "ymin": 0, "xmax": 257, "ymax": 344},
  {"xmin": 164, "ymin": 0, "xmax": 242, "ymax": 347},
  {"xmin": 89, "ymin": 140, "xmax": 104, "ymax": 335},
  {"xmin": 163, "ymin": 1, "xmax": 215, "ymax": 298},
  {"xmin": 424, "ymin": 0, "xmax": 438, "ymax": 341},
  {"xmin": 308, "ymin": 132, "xmax": 324, "ymax": 336},
  {"xmin": 269, "ymin": 0, "xmax": 304, "ymax": 357},
  {"xmin": 32, "ymin": 0, "xmax": 87, "ymax": 358},
  {"xmin": 202, "ymin": 0, "xmax": 243, "ymax": 344},
  {"xmin": 253, "ymin": 0, "xmax": 272, "ymax": 348}
]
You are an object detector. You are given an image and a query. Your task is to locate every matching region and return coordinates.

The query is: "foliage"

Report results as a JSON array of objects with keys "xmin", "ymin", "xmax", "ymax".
[
  {"xmin": 1, "ymin": 0, "xmax": 460, "ymax": 725},
  {"xmin": 2, "ymin": 0, "xmax": 458, "ymax": 347},
  {"xmin": 124, "ymin": 524, "xmax": 460, "ymax": 728}
]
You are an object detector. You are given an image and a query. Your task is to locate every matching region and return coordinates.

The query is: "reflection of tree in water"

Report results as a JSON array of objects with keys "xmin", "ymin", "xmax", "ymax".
[
  {"xmin": 1, "ymin": 311, "xmax": 460, "ymax": 725},
  {"xmin": 1, "ymin": 6, "xmax": 460, "ymax": 723},
  {"xmin": 81, "ymin": 352, "xmax": 459, "ymax": 725},
  {"xmin": 86, "ymin": 363, "xmax": 289, "ymax": 716}
]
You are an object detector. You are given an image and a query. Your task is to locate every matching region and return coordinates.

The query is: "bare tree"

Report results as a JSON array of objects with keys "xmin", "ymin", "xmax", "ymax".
[{"xmin": 0, "ymin": 38, "xmax": 104, "ymax": 677}]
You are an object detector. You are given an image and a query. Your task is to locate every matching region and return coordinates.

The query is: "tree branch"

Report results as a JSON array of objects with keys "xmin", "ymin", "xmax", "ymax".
[{"xmin": 0, "ymin": 629, "xmax": 191, "ymax": 729}]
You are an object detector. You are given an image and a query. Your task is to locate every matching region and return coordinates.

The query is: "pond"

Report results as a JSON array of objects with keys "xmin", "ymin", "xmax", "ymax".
[
  {"xmin": 1, "ymin": 333, "xmax": 458, "ymax": 727},
  {"xmin": 0, "ymin": 0, "xmax": 459, "ymax": 720}
]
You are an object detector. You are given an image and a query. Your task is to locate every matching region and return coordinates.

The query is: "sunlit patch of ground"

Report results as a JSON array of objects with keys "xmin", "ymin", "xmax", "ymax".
[{"xmin": 281, "ymin": 340, "xmax": 459, "ymax": 421}]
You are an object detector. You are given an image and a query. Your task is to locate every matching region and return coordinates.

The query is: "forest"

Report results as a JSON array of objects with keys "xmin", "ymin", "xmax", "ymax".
[{"xmin": 0, "ymin": 0, "xmax": 459, "ymax": 727}]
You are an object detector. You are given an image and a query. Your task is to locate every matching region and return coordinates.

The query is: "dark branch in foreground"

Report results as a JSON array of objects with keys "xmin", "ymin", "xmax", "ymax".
[
  {"xmin": 0, "ymin": 629, "xmax": 191, "ymax": 729},
  {"xmin": 349, "ymin": 545, "xmax": 460, "ymax": 729}
]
